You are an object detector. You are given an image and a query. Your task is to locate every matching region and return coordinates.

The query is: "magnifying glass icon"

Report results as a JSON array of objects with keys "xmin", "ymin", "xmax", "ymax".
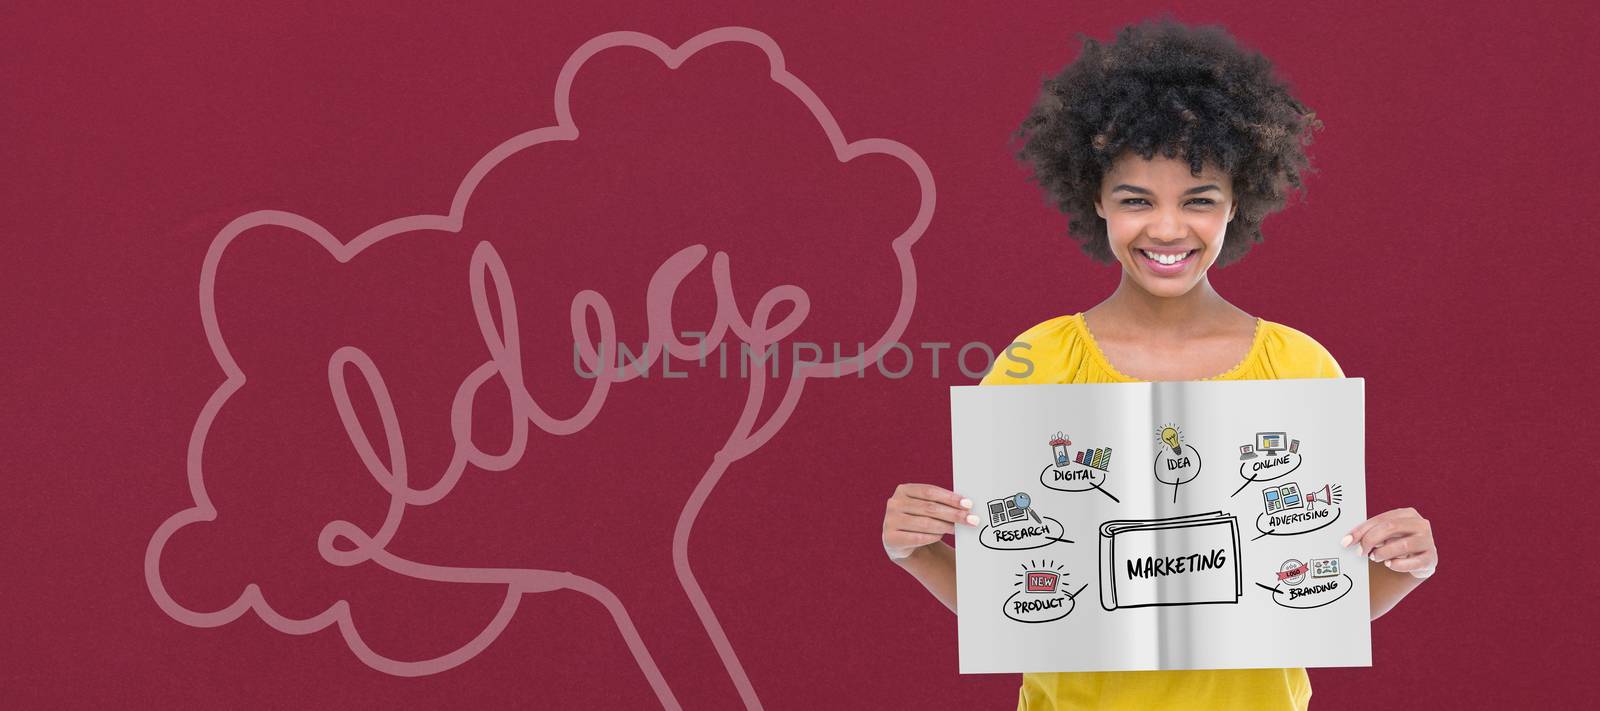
[{"xmin": 1014, "ymin": 492, "xmax": 1042, "ymax": 524}]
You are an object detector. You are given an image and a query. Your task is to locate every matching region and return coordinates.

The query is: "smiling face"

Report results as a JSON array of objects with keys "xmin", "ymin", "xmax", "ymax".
[{"xmin": 1094, "ymin": 153, "xmax": 1237, "ymax": 298}]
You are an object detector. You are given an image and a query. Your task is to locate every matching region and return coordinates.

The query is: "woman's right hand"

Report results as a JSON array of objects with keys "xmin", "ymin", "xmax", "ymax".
[{"xmin": 882, "ymin": 483, "xmax": 981, "ymax": 561}]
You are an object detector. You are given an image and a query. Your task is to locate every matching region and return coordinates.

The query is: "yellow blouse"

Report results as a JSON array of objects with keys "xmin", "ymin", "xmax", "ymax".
[{"xmin": 980, "ymin": 312, "xmax": 1344, "ymax": 711}]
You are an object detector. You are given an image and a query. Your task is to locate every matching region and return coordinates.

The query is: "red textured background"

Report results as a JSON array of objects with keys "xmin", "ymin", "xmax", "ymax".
[{"xmin": 7, "ymin": 1, "xmax": 1597, "ymax": 708}]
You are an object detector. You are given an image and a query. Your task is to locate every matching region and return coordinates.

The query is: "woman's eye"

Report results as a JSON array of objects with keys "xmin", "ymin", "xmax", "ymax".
[{"xmin": 1117, "ymin": 198, "xmax": 1215, "ymax": 207}]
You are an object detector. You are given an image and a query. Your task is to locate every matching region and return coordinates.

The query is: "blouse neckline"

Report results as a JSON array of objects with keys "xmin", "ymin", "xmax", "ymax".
[{"xmin": 1072, "ymin": 312, "xmax": 1266, "ymax": 382}]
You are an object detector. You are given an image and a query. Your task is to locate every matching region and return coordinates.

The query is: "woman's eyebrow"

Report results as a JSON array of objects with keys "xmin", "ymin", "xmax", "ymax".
[{"xmin": 1109, "ymin": 184, "xmax": 1222, "ymax": 195}]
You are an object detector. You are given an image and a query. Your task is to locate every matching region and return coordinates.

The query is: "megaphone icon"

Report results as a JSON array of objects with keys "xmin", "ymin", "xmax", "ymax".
[{"xmin": 1305, "ymin": 484, "xmax": 1341, "ymax": 510}]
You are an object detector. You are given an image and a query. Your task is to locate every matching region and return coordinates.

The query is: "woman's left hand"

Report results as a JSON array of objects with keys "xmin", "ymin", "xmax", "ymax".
[{"xmin": 1343, "ymin": 507, "xmax": 1436, "ymax": 579}]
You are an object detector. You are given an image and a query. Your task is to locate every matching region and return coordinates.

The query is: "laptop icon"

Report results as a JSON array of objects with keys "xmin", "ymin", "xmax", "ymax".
[{"xmin": 1239, "ymin": 444, "xmax": 1257, "ymax": 460}]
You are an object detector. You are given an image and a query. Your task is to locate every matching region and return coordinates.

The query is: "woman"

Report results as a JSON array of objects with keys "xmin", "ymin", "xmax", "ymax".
[{"xmin": 881, "ymin": 18, "xmax": 1438, "ymax": 710}]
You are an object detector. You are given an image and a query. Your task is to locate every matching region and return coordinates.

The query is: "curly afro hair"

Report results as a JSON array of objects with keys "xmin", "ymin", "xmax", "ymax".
[{"xmin": 1012, "ymin": 17, "xmax": 1323, "ymax": 266}]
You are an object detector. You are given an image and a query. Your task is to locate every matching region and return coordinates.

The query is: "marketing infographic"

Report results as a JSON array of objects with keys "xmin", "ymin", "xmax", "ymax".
[{"xmin": 950, "ymin": 378, "xmax": 1369, "ymax": 673}]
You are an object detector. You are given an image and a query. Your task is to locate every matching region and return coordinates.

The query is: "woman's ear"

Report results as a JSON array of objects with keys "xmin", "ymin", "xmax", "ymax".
[
  {"xmin": 1227, "ymin": 203, "xmax": 1237, "ymax": 222},
  {"xmin": 1094, "ymin": 197, "xmax": 1106, "ymax": 220}
]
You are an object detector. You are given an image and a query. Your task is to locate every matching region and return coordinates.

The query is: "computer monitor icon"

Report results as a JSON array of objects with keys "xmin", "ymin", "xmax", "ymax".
[{"xmin": 1255, "ymin": 432, "xmax": 1287, "ymax": 455}]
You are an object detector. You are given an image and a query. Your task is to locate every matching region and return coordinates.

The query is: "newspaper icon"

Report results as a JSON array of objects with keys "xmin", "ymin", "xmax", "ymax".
[{"xmin": 1098, "ymin": 512, "xmax": 1242, "ymax": 611}]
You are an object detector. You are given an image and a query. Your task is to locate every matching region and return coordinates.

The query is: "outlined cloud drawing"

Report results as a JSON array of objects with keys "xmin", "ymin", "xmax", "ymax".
[{"xmin": 144, "ymin": 26, "xmax": 933, "ymax": 711}]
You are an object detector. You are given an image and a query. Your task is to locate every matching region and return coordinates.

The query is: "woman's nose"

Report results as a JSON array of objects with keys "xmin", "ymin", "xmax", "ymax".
[{"xmin": 1146, "ymin": 207, "xmax": 1182, "ymax": 241}]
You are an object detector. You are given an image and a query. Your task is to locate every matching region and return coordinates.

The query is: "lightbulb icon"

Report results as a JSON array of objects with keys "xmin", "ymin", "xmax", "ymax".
[{"xmin": 1160, "ymin": 426, "xmax": 1181, "ymax": 455}]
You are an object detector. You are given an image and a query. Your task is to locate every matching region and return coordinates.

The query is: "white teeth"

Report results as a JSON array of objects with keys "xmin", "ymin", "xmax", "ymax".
[{"xmin": 1142, "ymin": 249, "xmax": 1191, "ymax": 266}]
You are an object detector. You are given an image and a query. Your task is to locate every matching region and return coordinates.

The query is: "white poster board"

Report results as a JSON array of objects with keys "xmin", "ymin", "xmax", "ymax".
[{"xmin": 950, "ymin": 378, "xmax": 1370, "ymax": 673}]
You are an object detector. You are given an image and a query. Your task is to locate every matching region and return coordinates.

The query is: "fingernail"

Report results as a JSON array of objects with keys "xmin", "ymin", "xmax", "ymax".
[
  {"xmin": 1339, "ymin": 535, "xmax": 1352, "ymax": 547},
  {"xmin": 959, "ymin": 498, "xmax": 973, "ymax": 509},
  {"xmin": 1384, "ymin": 560, "xmax": 1394, "ymax": 568},
  {"xmin": 966, "ymin": 515, "xmax": 980, "ymax": 526},
  {"xmin": 1369, "ymin": 553, "xmax": 1378, "ymax": 562}
]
